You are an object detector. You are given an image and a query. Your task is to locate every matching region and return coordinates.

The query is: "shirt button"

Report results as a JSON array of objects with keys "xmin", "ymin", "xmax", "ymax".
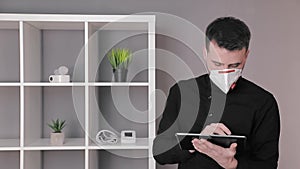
[{"xmin": 208, "ymin": 113, "xmax": 213, "ymax": 117}]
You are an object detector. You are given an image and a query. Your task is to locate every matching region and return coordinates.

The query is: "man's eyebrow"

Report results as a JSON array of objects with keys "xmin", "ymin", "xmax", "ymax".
[
  {"xmin": 228, "ymin": 62, "xmax": 242, "ymax": 67},
  {"xmin": 211, "ymin": 60, "xmax": 224, "ymax": 65}
]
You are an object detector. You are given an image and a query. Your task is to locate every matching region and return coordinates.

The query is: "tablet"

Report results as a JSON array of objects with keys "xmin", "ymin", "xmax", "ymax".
[{"xmin": 175, "ymin": 133, "xmax": 246, "ymax": 151}]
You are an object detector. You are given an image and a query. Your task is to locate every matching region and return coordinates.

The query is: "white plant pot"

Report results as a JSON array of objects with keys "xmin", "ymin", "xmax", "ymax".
[{"xmin": 50, "ymin": 132, "xmax": 65, "ymax": 146}]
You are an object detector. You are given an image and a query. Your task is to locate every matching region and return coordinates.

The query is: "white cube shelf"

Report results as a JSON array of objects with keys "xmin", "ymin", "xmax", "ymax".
[{"xmin": 0, "ymin": 13, "xmax": 155, "ymax": 169}]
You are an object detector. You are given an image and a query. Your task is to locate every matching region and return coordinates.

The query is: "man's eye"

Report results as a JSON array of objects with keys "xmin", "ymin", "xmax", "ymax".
[
  {"xmin": 214, "ymin": 63, "xmax": 222, "ymax": 66},
  {"xmin": 229, "ymin": 64, "xmax": 240, "ymax": 68}
]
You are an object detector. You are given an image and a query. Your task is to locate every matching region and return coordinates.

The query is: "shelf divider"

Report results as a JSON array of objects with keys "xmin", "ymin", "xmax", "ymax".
[{"xmin": 85, "ymin": 21, "xmax": 89, "ymax": 169}]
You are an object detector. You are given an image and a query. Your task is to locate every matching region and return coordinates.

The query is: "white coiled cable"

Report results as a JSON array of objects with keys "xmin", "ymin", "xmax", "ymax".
[{"xmin": 95, "ymin": 130, "xmax": 118, "ymax": 144}]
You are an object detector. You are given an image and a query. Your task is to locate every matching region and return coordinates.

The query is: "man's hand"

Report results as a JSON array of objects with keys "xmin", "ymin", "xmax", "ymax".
[
  {"xmin": 192, "ymin": 123, "xmax": 237, "ymax": 169},
  {"xmin": 201, "ymin": 123, "xmax": 231, "ymax": 135},
  {"xmin": 192, "ymin": 139, "xmax": 238, "ymax": 169}
]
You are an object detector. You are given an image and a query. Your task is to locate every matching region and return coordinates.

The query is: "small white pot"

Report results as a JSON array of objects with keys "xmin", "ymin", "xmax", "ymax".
[{"xmin": 50, "ymin": 132, "xmax": 65, "ymax": 146}]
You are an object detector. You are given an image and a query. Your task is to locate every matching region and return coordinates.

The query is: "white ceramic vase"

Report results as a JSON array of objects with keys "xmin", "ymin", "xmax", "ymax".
[{"xmin": 50, "ymin": 132, "xmax": 64, "ymax": 146}]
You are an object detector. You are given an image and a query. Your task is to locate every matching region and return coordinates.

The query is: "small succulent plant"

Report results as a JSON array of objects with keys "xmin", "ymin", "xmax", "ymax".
[{"xmin": 48, "ymin": 118, "xmax": 66, "ymax": 133}]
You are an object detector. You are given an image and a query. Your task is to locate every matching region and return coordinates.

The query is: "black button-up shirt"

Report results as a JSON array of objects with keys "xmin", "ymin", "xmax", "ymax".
[{"xmin": 153, "ymin": 74, "xmax": 280, "ymax": 169}]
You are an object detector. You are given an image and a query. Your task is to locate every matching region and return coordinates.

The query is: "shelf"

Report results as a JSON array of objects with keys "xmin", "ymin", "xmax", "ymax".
[
  {"xmin": 89, "ymin": 138, "xmax": 149, "ymax": 150},
  {"xmin": 89, "ymin": 22, "xmax": 148, "ymax": 31},
  {"xmin": 0, "ymin": 139, "xmax": 20, "ymax": 150},
  {"xmin": 89, "ymin": 149, "xmax": 148, "ymax": 169},
  {"xmin": 25, "ymin": 21, "xmax": 84, "ymax": 30},
  {"xmin": 23, "ymin": 82, "xmax": 85, "ymax": 86},
  {"xmin": 24, "ymin": 138, "xmax": 85, "ymax": 150},
  {"xmin": 88, "ymin": 82, "xmax": 149, "ymax": 86},
  {"xmin": 0, "ymin": 14, "xmax": 154, "ymax": 23},
  {"xmin": 24, "ymin": 150, "xmax": 84, "ymax": 169},
  {"xmin": 24, "ymin": 86, "xmax": 85, "ymax": 147},
  {"xmin": 0, "ymin": 83, "xmax": 20, "ymax": 86},
  {"xmin": 89, "ymin": 86, "xmax": 149, "ymax": 147},
  {"xmin": 88, "ymin": 22, "xmax": 148, "ymax": 83},
  {"xmin": 0, "ymin": 13, "xmax": 155, "ymax": 169},
  {"xmin": 23, "ymin": 21, "xmax": 85, "ymax": 82},
  {"xmin": 21, "ymin": 82, "xmax": 148, "ymax": 86}
]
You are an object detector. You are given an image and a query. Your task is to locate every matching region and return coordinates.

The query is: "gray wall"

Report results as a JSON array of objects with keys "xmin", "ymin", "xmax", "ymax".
[
  {"xmin": 0, "ymin": 151, "xmax": 20, "ymax": 169},
  {"xmin": 1, "ymin": 0, "xmax": 300, "ymax": 168}
]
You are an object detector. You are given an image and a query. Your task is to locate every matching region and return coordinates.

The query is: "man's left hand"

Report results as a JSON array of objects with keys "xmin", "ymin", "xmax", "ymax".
[{"xmin": 192, "ymin": 138, "xmax": 238, "ymax": 169}]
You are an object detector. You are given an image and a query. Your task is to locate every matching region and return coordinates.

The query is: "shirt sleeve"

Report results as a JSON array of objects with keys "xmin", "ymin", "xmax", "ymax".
[
  {"xmin": 153, "ymin": 83, "xmax": 195, "ymax": 165},
  {"xmin": 236, "ymin": 94, "xmax": 280, "ymax": 169}
]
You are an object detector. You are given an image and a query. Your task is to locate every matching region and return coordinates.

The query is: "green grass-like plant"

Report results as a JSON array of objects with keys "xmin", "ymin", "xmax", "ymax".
[
  {"xmin": 107, "ymin": 48, "xmax": 132, "ymax": 70},
  {"xmin": 48, "ymin": 119, "xmax": 66, "ymax": 133}
]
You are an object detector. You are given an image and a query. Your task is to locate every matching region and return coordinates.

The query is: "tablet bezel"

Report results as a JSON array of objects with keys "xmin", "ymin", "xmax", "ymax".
[{"xmin": 175, "ymin": 133, "xmax": 246, "ymax": 150}]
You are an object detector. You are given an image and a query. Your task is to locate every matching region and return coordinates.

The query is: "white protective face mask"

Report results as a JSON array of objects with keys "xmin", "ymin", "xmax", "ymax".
[{"xmin": 209, "ymin": 68, "xmax": 242, "ymax": 94}]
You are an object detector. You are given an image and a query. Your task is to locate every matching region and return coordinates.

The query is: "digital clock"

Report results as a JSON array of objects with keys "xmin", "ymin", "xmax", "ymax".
[{"xmin": 121, "ymin": 130, "xmax": 136, "ymax": 144}]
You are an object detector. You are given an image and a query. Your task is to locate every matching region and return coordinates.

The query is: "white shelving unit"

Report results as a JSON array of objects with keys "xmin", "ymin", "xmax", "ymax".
[{"xmin": 0, "ymin": 13, "xmax": 155, "ymax": 169}]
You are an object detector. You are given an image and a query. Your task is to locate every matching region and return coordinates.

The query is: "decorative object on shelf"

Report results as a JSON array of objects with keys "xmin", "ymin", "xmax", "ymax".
[
  {"xmin": 48, "ymin": 118, "xmax": 66, "ymax": 146},
  {"xmin": 49, "ymin": 65, "xmax": 70, "ymax": 83},
  {"xmin": 121, "ymin": 130, "xmax": 136, "ymax": 144},
  {"xmin": 107, "ymin": 48, "xmax": 132, "ymax": 82},
  {"xmin": 95, "ymin": 130, "xmax": 118, "ymax": 144}
]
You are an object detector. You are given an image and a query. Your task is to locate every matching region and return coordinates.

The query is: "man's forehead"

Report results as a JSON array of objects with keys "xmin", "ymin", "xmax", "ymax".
[{"xmin": 207, "ymin": 45, "xmax": 246, "ymax": 64}]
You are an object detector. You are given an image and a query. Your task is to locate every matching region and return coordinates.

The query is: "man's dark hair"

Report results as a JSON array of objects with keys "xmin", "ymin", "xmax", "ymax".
[{"xmin": 205, "ymin": 16, "xmax": 251, "ymax": 51}]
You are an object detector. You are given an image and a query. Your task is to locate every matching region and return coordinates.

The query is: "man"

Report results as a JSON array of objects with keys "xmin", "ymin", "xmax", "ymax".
[{"xmin": 153, "ymin": 17, "xmax": 280, "ymax": 169}]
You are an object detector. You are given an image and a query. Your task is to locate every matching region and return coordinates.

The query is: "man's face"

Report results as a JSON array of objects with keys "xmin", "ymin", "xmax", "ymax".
[{"xmin": 204, "ymin": 40, "xmax": 249, "ymax": 71}]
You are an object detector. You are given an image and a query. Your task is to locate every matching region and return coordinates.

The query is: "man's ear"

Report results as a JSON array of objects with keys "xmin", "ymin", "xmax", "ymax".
[
  {"xmin": 241, "ymin": 49, "xmax": 250, "ymax": 70},
  {"xmin": 245, "ymin": 49, "xmax": 250, "ymax": 59}
]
